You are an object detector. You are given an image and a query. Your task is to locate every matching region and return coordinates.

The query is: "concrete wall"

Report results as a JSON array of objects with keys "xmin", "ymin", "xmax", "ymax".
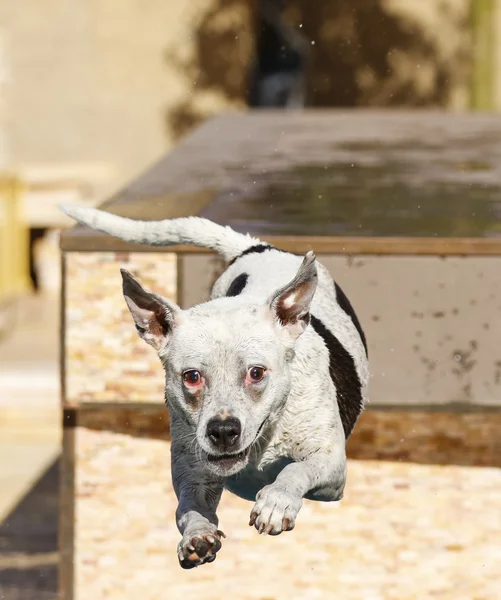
[{"xmin": 0, "ymin": 0, "xmax": 252, "ymax": 199}]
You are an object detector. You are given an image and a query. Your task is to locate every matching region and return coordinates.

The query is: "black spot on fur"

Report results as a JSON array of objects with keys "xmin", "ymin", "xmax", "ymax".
[
  {"xmin": 334, "ymin": 281, "xmax": 368, "ymax": 357},
  {"xmin": 310, "ymin": 315, "xmax": 363, "ymax": 439},
  {"xmin": 228, "ymin": 244, "xmax": 277, "ymax": 266},
  {"xmin": 226, "ymin": 273, "xmax": 248, "ymax": 297}
]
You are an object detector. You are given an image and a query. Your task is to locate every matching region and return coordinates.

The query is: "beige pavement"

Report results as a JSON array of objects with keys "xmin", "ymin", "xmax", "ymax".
[{"xmin": 0, "ymin": 292, "xmax": 61, "ymax": 521}]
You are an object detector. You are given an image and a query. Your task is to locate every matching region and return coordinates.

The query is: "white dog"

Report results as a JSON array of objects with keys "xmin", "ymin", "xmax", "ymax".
[{"xmin": 61, "ymin": 205, "xmax": 369, "ymax": 569}]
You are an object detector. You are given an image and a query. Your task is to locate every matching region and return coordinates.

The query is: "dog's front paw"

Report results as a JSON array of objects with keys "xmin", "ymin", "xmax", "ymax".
[
  {"xmin": 249, "ymin": 485, "xmax": 302, "ymax": 536},
  {"xmin": 177, "ymin": 528, "xmax": 226, "ymax": 569}
]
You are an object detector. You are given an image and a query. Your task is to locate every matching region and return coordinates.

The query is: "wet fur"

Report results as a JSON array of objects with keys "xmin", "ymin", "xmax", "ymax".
[{"xmin": 60, "ymin": 205, "xmax": 369, "ymax": 568}]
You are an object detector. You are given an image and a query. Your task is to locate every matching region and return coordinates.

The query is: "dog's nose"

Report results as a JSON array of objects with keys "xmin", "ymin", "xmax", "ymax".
[{"xmin": 206, "ymin": 416, "xmax": 241, "ymax": 450}]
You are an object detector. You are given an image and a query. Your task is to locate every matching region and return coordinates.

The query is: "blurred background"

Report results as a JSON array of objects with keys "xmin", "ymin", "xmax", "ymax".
[{"xmin": 0, "ymin": 1, "xmax": 500, "ymax": 598}]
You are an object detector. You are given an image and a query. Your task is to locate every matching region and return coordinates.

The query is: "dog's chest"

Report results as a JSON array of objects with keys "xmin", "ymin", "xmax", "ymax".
[{"xmin": 224, "ymin": 456, "xmax": 294, "ymax": 502}]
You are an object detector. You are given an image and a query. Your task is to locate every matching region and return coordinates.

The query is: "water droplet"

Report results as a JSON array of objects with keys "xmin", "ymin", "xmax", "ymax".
[
  {"xmin": 311, "ymin": 40, "xmax": 315, "ymax": 45},
  {"xmin": 299, "ymin": 23, "xmax": 303, "ymax": 28}
]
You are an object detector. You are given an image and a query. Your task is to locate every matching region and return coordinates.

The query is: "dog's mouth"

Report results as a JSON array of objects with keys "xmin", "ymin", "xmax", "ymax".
[
  {"xmin": 204, "ymin": 419, "xmax": 268, "ymax": 471},
  {"xmin": 206, "ymin": 446, "xmax": 251, "ymax": 469}
]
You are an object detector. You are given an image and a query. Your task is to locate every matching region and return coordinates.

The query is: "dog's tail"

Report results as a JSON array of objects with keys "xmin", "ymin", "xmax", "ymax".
[{"xmin": 59, "ymin": 205, "xmax": 264, "ymax": 262}]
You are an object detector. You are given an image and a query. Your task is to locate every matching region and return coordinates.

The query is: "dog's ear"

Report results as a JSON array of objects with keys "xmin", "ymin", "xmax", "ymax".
[
  {"xmin": 268, "ymin": 251, "xmax": 318, "ymax": 340},
  {"xmin": 121, "ymin": 269, "xmax": 180, "ymax": 352}
]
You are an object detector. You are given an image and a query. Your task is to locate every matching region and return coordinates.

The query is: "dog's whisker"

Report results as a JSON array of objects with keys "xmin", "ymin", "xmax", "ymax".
[{"xmin": 177, "ymin": 431, "xmax": 197, "ymax": 444}]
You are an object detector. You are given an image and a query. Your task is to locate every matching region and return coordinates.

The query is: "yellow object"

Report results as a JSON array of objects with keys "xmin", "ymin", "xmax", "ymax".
[
  {"xmin": 0, "ymin": 175, "xmax": 31, "ymax": 304},
  {"xmin": 470, "ymin": 0, "xmax": 497, "ymax": 110}
]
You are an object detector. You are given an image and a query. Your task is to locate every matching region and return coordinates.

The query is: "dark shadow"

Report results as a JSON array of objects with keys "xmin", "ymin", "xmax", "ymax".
[
  {"xmin": 0, "ymin": 566, "xmax": 58, "ymax": 600},
  {"xmin": 164, "ymin": 0, "xmax": 470, "ymax": 141},
  {"xmin": 164, "ymin": 0, "xmax": 255, "ymax": 141},
  {"xmin": 29, "ymin": 228, "xmax": 47, "ymax": 290},
  {"xmin": 291, "ymin": 0, "xmax": 470, "ymax": 108},
  {"xmin": 248, "ymin": 0, "xmax": 309, "ymax": 108},
  {"xmin": 347, "ymin": 407, "xmax": 501, "ymax": 468},
  {"xmin": 65, "ymin": 406, "xmax": 170, "ymax": 441},
  {"xmin": 0, "ymin": 457, "xmax": 59, "ymax": 599}
]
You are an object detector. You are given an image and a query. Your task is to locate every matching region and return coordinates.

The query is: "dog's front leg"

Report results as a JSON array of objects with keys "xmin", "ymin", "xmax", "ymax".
[
  {"xmin": 170, "ymin": 425, "xmax": 225, "ymax": 569},
  {"xmin": 250, "ymin": 446, "xmax": 346, "ymax": 535}
]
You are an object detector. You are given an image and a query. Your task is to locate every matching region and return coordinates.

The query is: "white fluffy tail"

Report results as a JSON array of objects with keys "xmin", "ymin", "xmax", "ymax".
[{"xmin": 60, "ymin": 205, "xmax": 263, "ymax": 262}]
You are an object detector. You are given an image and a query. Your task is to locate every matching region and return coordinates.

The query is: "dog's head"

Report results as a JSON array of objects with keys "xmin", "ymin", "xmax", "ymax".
[{"xmin": 121, "ymin": 252, "xmax": 317, "ymax": 477}]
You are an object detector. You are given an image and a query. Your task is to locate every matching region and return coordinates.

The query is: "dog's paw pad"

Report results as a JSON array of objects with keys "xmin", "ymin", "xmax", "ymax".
[
  {"xmin": 178, "ymin": 529, "xmax": 225, "ymax": 569},
  {"xmin": 249, "ymin": 485, "xmax": 302, "ymax": 536}
]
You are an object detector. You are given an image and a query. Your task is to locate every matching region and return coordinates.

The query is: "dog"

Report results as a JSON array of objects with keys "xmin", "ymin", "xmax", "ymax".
[{"xmin": 60, "ymin": 205, "xmax": 369, "ymax": 569}]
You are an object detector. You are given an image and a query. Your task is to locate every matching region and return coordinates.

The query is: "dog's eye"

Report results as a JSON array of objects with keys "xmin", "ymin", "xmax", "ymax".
[
  {"xmin": 248, "ymin": 366, "xmax": 266, "ymax": 382},
  {"xmin": 183, "ymin": 370, "xmax": 202, "ymax": 386}
]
